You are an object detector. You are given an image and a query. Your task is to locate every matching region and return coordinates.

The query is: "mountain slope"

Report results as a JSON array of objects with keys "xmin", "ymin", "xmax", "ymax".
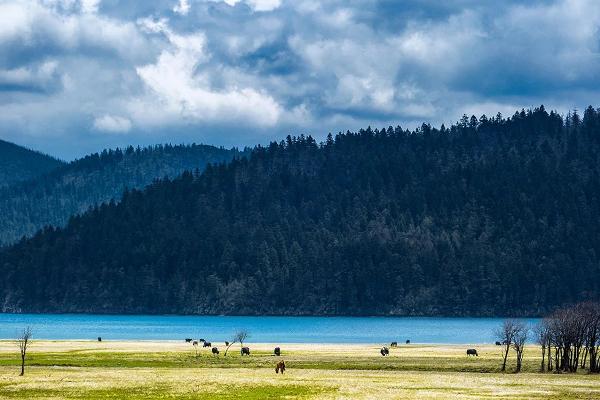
[
  {"xmin": 1, "ymin": 106, "xmax": 599, "ymax": 315},
  {"xmin": 0, "ymin": 144, "xmax": 239, "ymax": 245},
  {"xmin": 0, "ymin": 139, "xmax": 64, "ymax": 188}
]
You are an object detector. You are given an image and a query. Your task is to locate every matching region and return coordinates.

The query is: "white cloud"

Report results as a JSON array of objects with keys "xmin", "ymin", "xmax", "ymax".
[
  {"xmin": 247, "ymin": 0, "xmax": 280, "ymax": 12},
  {"xmin": 80, "ymin": 0, "xmax": 100, "ymax": 13},
  {"xmin": 208, "ymin": 0, "xmax": 281, "ymax": 12},
  {"xmin": 0, "ymin": 1, "xmax": 151, "ymax": 63},
  {"xmin": 173, "ymin": 0, "xmax": 190, "ymax": 15},
  {"xmin": 0, "ymin": 61, "xmax": 60, "ymax": 91},
  {"xmin": 93, "ymin": 114, "xmax": 132, "ymax": 133},
  {"xmin": 3, "ymin": 0, "xmax": 600, "ymax": 159},
  {"xmin": 39, "ymin": 0, "xmax": 100, "ymax": 13},
  {"xmin": 132, "ymin": 18, "xmax": 282, "ymax": 127}
]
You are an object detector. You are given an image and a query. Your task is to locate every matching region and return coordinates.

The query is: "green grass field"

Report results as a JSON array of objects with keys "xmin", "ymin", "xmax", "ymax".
[{"xmin": 0, "ymin": 341, "xmax": 598, "ymax": 399}]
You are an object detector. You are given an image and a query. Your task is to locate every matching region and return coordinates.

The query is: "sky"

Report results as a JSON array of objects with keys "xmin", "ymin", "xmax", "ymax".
[{"xmin": 1, "ymin": 0, "xmax": 600, "ymax": 160}]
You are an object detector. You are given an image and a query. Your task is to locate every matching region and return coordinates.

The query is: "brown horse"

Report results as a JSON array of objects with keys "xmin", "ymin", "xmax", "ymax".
[{"xmin": 275, "ymin": 360, "xmax": 286, "ymax": 374}]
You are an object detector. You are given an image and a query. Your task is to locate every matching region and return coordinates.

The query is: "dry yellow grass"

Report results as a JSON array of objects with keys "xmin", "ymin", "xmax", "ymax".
[{"xmin": 0, "ymin": 341, "xmax": 597, "ymax": 399}]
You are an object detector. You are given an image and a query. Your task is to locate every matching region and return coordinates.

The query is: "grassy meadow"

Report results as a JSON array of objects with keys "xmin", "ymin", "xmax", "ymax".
[{"xmin": 0, "ymin": 341, "xmax": 598, "ymax": 399}]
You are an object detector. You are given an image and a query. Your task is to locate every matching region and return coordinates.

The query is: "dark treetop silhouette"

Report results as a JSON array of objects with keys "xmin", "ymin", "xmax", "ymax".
[
  {"xmin": 0, "ymin": 143, "xmax": 239, "ymax": 246},
  {"xmin": 0, "ymin": 106, "xmax": 599, "ymax": 316},
  {"xmin": 0, "ymin": 139, "xmax": 63, "ymax": 188}
]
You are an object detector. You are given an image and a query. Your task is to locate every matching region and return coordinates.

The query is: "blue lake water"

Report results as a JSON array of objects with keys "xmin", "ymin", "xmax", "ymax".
[{"xmin": 0, "ymin": 314, "xmax": 539, "ymax": 343}]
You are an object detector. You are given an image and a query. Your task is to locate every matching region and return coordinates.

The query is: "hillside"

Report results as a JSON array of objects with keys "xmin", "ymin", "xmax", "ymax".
[
  {"xmin": 0, "ymin": 144, "xmax": 238, "ymax": 245},
  {"xmin": 0, "ymin": 139, "xmax": 64, "ymax": 188},
  {"xmin": 1, "ymin": 106, "xmax": 599, "ymax": 315}
]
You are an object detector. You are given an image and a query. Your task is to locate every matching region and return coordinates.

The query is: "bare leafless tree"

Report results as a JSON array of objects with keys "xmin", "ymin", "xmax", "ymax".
[
  {"xmin": 534, "ymin": 319, "xmax": 551, "ymax": 372},
  {"xmin": 580, "ymin": 302, "xmax": 600, "ymax": 373},
  {"xmin": 17, "ymin": 326, "xmax": 32, "ymax": 376},
  {"xmin": 570, "ymin": 304, "xmax": 588, "ymax": 372},
  {"xmin": 224, "ymin": 338, "xmax": 235, "ymax": 356},
  {"xmin": 224, "ymin": 330, "xmax": 249, "ymax": 356},
  {"xmin": 495, "ymin": 319, "xmax": 520, "ymax": 371},
  {"xmin": 235, "ymin": 330, "xmax": 248, "ymax": 350},
  {"xmin": 548, "ymin": 305, "xmax": 586, "ymax": 372},
  {"xmin": 513, "ymin": 323, "xmax": 528, "ymax": 373},
  {"xmin": 542, "ymin": 301, "xmax": 600, "ymax": 374}
]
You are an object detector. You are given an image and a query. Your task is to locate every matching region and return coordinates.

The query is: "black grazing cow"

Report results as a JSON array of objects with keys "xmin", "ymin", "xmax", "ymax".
[
  {"xmin": 185, "ymin": 338, "xmax": 193, "ymax": 343},
  {"xmin": 212, "ymin": 347, "xmax": 220, "ymax": 355},
  {"xmin": 275, "ymin": 360, "xmax": 286, "ymax": 374},
  {"xmin": 495, "ymin": 341, "xmax": 502, "ymax": 346},
  {"xmin": 241, "ymin": 347, "xmax": 250, "ymax": 356},
  {"xmin": 406, "ymin": 340, "xmax": 411, "ymax": 344},
  {"xmin": 203, "ymin": 341, "xmax": 212, "ymax": 348},
  {"xmin": 97, "ymin": 337, "xmax": 102, "ymax": 342},
  {"xmin": 390, "ymin": 342, "xmax": 398, "ymax": 347},
  {"xmin": 380, "ymin": 347, "xmax": 390, "ymax": 356},
  {"xmin": 274, "ymin": 347, "xmax": 281, "ymax": 356},
  {"xmin": 192, "ymin": 341, "xmax": 199, "ymax": 347},
  {"xmin": 466, "ymin": 349, "xmax": 478, "ymax": 356},
  {"xmin": 225, "ymin": 341, "xmax": 230, "ymax": 346},
  {"xmin": 199, "ymin": 339, "xmax": 205, "ymax": 343}
]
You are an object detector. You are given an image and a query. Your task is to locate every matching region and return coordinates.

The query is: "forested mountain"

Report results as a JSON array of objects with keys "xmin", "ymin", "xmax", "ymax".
[
  {"xmin": 1, "ymin": 106, "xmax": 600, "ymax": 316},
  {"xmin": 0, "ymin": 144, "xmax": 238, "ymax": 245},
  {"xmin": 0, "ymin": 139, "xmax": 64, "ymax": 188}
]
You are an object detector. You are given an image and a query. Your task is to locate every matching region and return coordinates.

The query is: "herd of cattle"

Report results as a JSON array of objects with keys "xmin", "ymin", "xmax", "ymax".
[
  {"xmin": 383, "ymin": 340, "xmax": 480, "ymax": 357},
  {"xmin": 184, "ymin": 338, "xmax": 259, "ymax": 357},
  {"xmin": 184, "ymin": 337, "xmax": 487, "ymax": 371}
]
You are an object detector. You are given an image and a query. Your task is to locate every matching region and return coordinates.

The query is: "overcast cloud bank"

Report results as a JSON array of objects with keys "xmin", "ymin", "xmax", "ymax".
[{"xmin": 0, "ymin": 0, "xmax": 599, "ymax": 159}]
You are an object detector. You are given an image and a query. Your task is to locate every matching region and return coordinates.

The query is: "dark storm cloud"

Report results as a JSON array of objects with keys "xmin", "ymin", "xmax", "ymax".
[{"xmin": 1, "ymin": 0, "xmax": 599, "ymax": 159}]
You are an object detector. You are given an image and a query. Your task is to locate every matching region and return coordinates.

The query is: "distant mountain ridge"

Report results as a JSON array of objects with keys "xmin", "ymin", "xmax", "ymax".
[
  {"xmin": 0, "ymin": 139, "xmax": 64, "ymax": 188},
  {"xmin": 1, "ymin": 106, "xmax": 599, "ymax": 316},
  {"xmin": 0, "ymin": 143, "xmax": 239, "ymax": 245}
]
